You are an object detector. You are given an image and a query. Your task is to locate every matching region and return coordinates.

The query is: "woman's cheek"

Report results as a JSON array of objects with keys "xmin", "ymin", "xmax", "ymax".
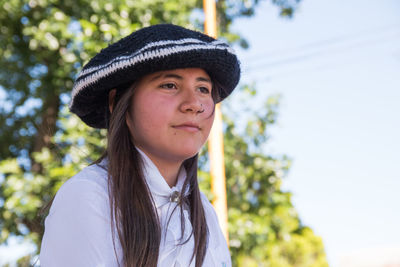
[
  {"xmin": 204, "ymin": 107, "xmax": 215, "ymax": 132},
  {"xmin": 204, "ymin": 100, "xmax": 216, "ymax": 117}
]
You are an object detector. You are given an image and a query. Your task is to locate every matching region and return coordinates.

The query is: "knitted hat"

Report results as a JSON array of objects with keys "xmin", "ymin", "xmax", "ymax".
[{"xmin": 69, "ymin": 24, "xmax": 241, "ymax": 129}]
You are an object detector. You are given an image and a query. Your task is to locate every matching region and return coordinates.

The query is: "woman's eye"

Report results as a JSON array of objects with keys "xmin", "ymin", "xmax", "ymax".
[
  {"xmin": 198, "ymin": 86, "xmax": 210, "ymax": 94},
  {"xmin": 160, "ymin": 83, "xmax": 177, "ymax": 89}
]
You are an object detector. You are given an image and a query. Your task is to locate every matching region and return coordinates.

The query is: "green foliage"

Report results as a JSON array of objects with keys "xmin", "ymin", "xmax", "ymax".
[
  {"xmin": 0, "ymin": 0, "xmax": 328, "ymax": 266},
  {"xmin": 0, "ymin": 107, "xmax": 105, "ymax": 247}
]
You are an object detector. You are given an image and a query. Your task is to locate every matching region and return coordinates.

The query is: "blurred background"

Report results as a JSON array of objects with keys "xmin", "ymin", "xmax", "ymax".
[
  {"xmin": 0, "ymin": 0, "xmax": 399, "ymax": 266},
  {"xmin": 232, "ymin": 0, "xmax": 400, "ymax": 266}
]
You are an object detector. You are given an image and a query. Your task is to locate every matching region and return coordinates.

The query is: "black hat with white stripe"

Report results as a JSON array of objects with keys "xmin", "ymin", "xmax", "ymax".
[{"xmin": 70, "ymin": 24, "xmax": 240, "ymax": 129}]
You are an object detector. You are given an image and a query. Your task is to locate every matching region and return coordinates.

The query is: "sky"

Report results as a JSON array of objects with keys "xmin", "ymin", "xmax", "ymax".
[
  {"xmin": 232, "ymin": 0, "xmax": 400, "ymax": 266},
  {"xmin": 1, "ymin": 0, "xmax": 400, "ymax": 266}
]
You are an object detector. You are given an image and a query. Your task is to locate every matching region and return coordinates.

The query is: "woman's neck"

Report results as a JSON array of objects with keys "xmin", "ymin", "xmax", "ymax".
[
  {"xmin": 138, "ymin": 150, "xmax": 183, "ymax": 187},
  {"xmin": 150, "ymin": 158, "xmax": 182, "ymax": 187}
]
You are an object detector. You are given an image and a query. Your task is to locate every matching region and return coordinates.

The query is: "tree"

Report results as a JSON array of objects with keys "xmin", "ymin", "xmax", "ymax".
[{"xmin": 0, "ymin": 0, "xmax": 329, "ymax": 266}]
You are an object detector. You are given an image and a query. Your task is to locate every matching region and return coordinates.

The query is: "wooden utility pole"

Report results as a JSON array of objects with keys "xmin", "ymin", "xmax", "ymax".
[{"xmin": 203, "ymin": 0, "xmax": 229, "ymax": 244}]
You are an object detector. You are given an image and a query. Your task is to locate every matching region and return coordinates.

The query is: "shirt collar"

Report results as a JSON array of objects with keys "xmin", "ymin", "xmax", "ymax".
[{"xmin": 136, "ymin": 148, "xmax": 187, "ymax": 208}]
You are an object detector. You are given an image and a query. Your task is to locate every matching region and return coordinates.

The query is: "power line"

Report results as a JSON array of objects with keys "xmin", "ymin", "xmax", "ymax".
[
  {"xmin": 243, "ymin": 29, "xmax": 400, "ymax": 75},
  {"xmin": 243, "ymin": 33, "xmax": 400, "ymax": 83},
  {"xmin": 241, "ymin": 23, "xmax": 400, "ymax": 64}
]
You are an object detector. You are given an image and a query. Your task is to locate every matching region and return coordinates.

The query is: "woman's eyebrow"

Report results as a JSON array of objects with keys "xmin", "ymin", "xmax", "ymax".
[
  {"xmin": 149, "ymin": 73, "xmax": 211, "ymax": 83},
  {"xmin": 150, "ymin": 73, "xmax": 182, "ymax": 82},
  {"xmin": 196, "ymin": 77, "xmax": 211, "ymax": 83}
]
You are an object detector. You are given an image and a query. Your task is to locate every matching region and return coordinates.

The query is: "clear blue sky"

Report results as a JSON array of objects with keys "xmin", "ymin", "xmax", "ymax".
[
  {"xmin": 232, "ymin": 0, "xmax": 400, "ymax": 265},
  {"xmin": 1, "ymin": 0, "xmax": 399, "ymax": 266}
]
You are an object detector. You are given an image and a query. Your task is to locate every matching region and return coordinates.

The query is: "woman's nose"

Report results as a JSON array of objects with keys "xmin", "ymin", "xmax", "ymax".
[{"xmin": 179, "ymin": 91, "xmax": 204, "ymax": 114}]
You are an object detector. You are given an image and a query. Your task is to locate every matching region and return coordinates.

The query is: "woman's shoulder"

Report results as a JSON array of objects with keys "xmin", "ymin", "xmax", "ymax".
[
  {"xmin": 40, "ymin": 162, "xmax": 120, "ymax": 266},
  {"xmin": 199, "ymin": 191, "xmax": 212, "ymax": 207},
  {"xmin": 199, "ymin": 191, "xmax": 232, "ymax": 266},
  {"xmin": 66, "ymin": 161, "xmax": 108, "ymax": 191},
  {"xmin": 199, "ymin": 191, "xmax": 220, "ymax": 225},
  {"xmin": 49, "ymin": 162, "xmax": 110, "ymax": 215}
]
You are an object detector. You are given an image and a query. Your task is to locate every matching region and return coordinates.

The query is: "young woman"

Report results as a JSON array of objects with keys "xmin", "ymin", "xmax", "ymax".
[{"xmin": 40, "ymin": 24, "xmax": 240, "ymax": 267}]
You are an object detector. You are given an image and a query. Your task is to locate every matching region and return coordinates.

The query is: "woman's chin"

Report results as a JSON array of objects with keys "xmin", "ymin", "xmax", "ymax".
[{"xmin": 169, "ymin": 147, "xmax": 201, "ymax": 162}]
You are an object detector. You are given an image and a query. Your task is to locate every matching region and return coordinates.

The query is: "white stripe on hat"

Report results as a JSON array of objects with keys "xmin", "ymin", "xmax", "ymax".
[{"xmin": 77, "ymin": 38, "xmax": 230, "ymax": 79}]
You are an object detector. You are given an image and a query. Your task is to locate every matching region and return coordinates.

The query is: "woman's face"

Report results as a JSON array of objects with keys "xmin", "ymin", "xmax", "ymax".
[{"xmin": 126, "ymin": 68, "xmax": 215, "ymax": 165}]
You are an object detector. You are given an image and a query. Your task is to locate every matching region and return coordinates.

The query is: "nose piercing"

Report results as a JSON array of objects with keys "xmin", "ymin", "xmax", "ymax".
[{"xmin": 198, "ymin": 104, "xmax": 205, "ymax": 113}]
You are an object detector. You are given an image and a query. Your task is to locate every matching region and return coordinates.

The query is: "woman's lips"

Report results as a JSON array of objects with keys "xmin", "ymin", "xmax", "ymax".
[{"xmin": 172, "ymin": 123, "xmax": 201, "ymax": 132}]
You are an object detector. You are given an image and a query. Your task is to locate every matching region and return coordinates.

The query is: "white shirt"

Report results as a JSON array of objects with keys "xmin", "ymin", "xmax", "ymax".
[{"xmin": 40, "ymin": 151, "xmax": 231, "ymax": 267}]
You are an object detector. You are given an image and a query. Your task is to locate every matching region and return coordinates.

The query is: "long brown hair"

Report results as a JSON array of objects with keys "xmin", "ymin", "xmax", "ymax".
[{"xmin": 100, "ymin": 77, "xmax": 222, "ymax": 267}]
